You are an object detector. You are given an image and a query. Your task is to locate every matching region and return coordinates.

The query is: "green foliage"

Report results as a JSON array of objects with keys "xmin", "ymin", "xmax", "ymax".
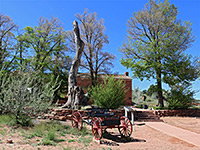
[
  {"xmin": 41, "ymin": 138, "xmax": 57, "ymax": 146},
  {"xmin": 15, "ymin": 113, "xmax": 33, "ymax": 127},
  {"xmin": 167, "ymin": 84, "xmax": 194, "ymax": 110},
  {"xmin": 28, "ymin": 120, "xmax": 92, "ymax": 140},
  {"xmin": 18, "ymin": 17, "xmax": 67, "ymax": 72},
  {"xmin": 120, "ymin": 0, "xmax": 199, "ymax": 107},
  {"xmin": 0, "ymin": 120, "xmax": 92, "ymax": 146},
  {"xmin": 146, "ymin": 84, "xmax": 158, "ymax": 96},
  {"xmin": 132, "ymin": 86, "xmax": 143, "ymax": 104},
  {"xmin": 89, "ymin": 76, "xmax": 126, "ymax": 109},
  {"xmin": 41, "ymin": 131, "xmax": 57, "ymax": 145},
  {"xmin": 132, "ymin": 86, "xmax": 170, "ymax": 109},
  {"xmin": 77, "ymin": 136, "xmax": 92, "ymax": 147},
  {"xmin": 0, "ymin": 64, "xmax": 60, "ymax": 126},
  {"xmin": 16, "ymin": 17, "xmax": 72, "ymax": 99},
  {"xmin": 0, "ymin": 114, "xmax": 16, "ymax": 126}
]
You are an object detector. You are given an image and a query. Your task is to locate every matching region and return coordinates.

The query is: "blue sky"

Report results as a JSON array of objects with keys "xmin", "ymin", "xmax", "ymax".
[{"xmin": 1, "ymin": 0, "xmax": 200, "ymax": 99}]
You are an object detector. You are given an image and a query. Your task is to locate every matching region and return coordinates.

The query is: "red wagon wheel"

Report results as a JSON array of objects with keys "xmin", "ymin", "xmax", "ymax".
[
  {"xmin": 91, "ymin": 117, "xmax": 103, "ymax": 140},
  {"xmin": 71, "ymin": 111, "xmax": 83, "ymax": 131},
  {"xmin": 118, "ymin": 116, "xmax": 132, "ymax": 137}
]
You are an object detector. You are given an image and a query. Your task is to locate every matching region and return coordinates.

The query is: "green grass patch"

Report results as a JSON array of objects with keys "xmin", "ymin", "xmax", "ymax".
[
  {"xmin": 0, "ymin": 116, "xmax": 93, "ymax": 147},
  {"xmin": 0, "ymin": 128, "xmax": 7, "ymax": 136},
  {"xmin": 27, "ymin": 121, "xmax": 92, "ymax": 146},
  {"xmin": 68, "ymin": 139, "xmax": 75, "ymax": 143},
  {"xmin": 0, "ymin": 114, "xmax": 16, "ymax": 126},
  {"xmin": 77, "ymin": 136, "xmax": 92, "ymax": 146},
  {"xmin": 64, "ymin": 126, "xmax": 92, "ymax": 137},
  {"xmin": 41, "ymin": 139, "xmax": 57, "ymax": 146},
  {"xmin": 63, "ymin": 146, "xmax": 73, "ymax": 150}
]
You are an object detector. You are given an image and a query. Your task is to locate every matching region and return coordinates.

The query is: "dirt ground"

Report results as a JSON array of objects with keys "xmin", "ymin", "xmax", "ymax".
[
  {"xmin": 0, "ymin": 117, "xmax": 200, "ymax": 150},
  {"xmin": 161, "ymin": 117, "xmax": 200, "ymax": 134}
]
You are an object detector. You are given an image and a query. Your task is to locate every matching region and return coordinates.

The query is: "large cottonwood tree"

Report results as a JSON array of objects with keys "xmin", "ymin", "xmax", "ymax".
[
  {"xmin": 120, "ymin": 0, "xmax": 198, "ymax": 107},
  {"xmin": 19, "ymin": 17, "xmax": 68, "ymax": 73}
]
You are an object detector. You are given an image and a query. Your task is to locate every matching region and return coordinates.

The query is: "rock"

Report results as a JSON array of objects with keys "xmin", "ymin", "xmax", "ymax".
[
  {"xmin": 59, "ymin": 116, "xmax": 67, "ymax": 121},
  {"xmin": 32, "ymin": 119, "xmax": 41, "ymax": 125},
  {"xmin": 81, "ymin": 105, "xmax": 92, "ymax": 110},
  {"xmin": 7, "ymin": 139, "xmax": 13, "ymax": 144}
]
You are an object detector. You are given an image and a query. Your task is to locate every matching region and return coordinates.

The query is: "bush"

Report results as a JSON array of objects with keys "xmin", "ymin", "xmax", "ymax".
[
  {"xmin": 89, "ymin": 75, "xmax": 126, "ymax": 109},
  {"xmin": 0, "ymin": 64, "xmax": 60, "ymax": 126},
  {"xmin": 146, "ymin": 84, "xmax": 157, "ymax": 96},
  {"xmin": 132, "ymin": 86, "xmax": 143, "ymax": 104},
  {"xmin": 15, "ymin": 113, "xmax": 33, "ymax": 127},
  {"xmin": 167, "ymin": 84, "xmax": 194, "ymax": 110}
]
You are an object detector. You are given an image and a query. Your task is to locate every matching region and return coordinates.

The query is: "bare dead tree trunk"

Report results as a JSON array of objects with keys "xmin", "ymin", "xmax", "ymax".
[{"xmin": 62, "ymin": 21, "xmax": 85, "ymax": 109}]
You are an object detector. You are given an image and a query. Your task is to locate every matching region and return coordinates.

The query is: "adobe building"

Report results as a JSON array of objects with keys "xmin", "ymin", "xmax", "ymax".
[{"xmin": 76, "ymin": 72, "xmax": 132, "ymax": 105}]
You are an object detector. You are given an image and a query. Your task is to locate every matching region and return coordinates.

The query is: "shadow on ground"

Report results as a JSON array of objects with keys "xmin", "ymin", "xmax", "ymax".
[{"xmin": 100, "ymin": 130, "xmax": 146, "ymax": 146}]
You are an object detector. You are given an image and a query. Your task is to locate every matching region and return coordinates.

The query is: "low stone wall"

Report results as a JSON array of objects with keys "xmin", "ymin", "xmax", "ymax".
[
  {"xmin": 155, "ymin": 109, "xmax": 200, "ymax": 117},
  {"xmin": 42, "ymin": 108, "xmax": 200, "ymax": 122},
  {"xmin": 44, "ymin": 108, "xmax": 124, "ymax": 121}
]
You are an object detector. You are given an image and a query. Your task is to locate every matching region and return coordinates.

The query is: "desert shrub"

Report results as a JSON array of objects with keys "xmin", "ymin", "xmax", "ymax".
[
  {"xmin": 167, "ymin": 84, "xmax": 194, "ymax": 110},
  {"xmin": 0, "ymin": 65, "xmax": 60, "ymax": 126},
  {"xmin": 132, "ymin": 86, "xmax": 143, "ymax": 104},
  {"xmin": 89, "ymin": 75, "xmax": 126, "ymax": 109},
  {"xmin": 15, "ymin": 113, "xmax": 33, "ymax": 127}
]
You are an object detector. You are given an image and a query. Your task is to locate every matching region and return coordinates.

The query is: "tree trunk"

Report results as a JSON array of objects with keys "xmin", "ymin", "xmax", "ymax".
[
  {"xmin": 90, "ymin": 70, "xmax": 95, "ymax": 87},
  {"xmin": 156, "ymin": 71, "xmax": 164, "ymax": 107},
  {"xmin": 62, "ymin": 21, "xmax": 85, "ymax": 108}
]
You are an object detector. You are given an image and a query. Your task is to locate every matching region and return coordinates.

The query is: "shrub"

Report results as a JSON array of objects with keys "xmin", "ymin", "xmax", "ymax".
[
  {"xmin": 0, "ymin": 65, "xmax": 60, "ymax": 126},
  {"xmin": 89, "ymin": 75, "xmax": 126, "ymax": 109},
  {"xmin": 132, "ymin": 86, "xmax": 143, "ymax": 104},
  {"xmin": 167, "ymin": 84, "xmax": 194, "ymax": 110}
]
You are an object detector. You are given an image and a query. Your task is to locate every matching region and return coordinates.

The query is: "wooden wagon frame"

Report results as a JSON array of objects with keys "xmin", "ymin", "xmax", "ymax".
[{"xmin": 71, "ymin": 107, "xmax": 133, "ymax": 140}]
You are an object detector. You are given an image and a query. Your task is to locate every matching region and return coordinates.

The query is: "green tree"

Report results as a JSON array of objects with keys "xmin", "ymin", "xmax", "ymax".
[
  {"xmin": 18, "ymin": 17, "xmax": 71, "ymax": 97},
  {"xmin": 167, "ymin": 83, "xmax": 194, "ymax": 110},
  {"xmin": 120, "ymin": 0, "xmax": 199, "ymax": 107},
  {"xmin": 19, "ymin": 17, "xmax": 68, "ymax": 73},
  {"xmin": 66, "ymin": 9, "xmax": 115, "ymax": 86},
  {"xmin": 146, "ymin": 84, "xmax": 157, "ymax": 96}
]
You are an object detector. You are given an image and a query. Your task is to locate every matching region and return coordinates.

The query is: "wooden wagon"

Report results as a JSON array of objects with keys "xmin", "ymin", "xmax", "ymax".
[{"xmin": 71, "ymin": 107, "xmax": 133, "ymax": 140}]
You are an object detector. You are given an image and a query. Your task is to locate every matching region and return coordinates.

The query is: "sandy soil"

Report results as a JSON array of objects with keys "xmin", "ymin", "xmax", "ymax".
[
  {"xmin": 161, "ymin": 117, "xmax": 200, "ymax": 134},
  {"xmin": 0, "ymin": 117, "xmax": 200, "ymax": 150}
]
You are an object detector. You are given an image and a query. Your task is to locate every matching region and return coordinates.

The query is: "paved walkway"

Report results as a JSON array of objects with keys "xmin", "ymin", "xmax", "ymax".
[{"xmin": 146, "ymin": 122, "xmax": 200, "ymax": 147}]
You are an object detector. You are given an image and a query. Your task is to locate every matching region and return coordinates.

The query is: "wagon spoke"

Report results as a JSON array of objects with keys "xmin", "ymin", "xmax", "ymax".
[
  {"xmin": 91, "ymin": 117, "xmax": 102, "ymax": 140},
  {"xmin": 71, "ymin": 112, "xmax": 83, "ymax": 131},
  {"xmin": 120, "ymin": 128, "xmax": 125, "ymax": 135},
  {"xmin": 118, "ymin": 116, "xmax": 132, "ymax": 137}
]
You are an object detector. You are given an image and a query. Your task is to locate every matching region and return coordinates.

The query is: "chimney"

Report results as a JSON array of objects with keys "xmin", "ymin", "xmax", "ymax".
[{"xmin": 124, "ymin": 72, "xmax": 129, "ymax": 76}]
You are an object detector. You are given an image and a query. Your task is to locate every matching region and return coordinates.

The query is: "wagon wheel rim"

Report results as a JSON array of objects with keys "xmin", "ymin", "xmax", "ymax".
[
  {"xmin": 71, "ymin": 112, "xmax": 83, "ymax": 131},
  {"xmin": 118, "ymin": 116, "xmax": 132, "ymax": 137},
  {"xmin": 91, "ymin": 117, "xmax": 102, "ymax": 140}
]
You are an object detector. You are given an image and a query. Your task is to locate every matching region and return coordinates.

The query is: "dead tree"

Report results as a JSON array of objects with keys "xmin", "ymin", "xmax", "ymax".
[{"xmin": 62, "ymin": 21, "xmax": 86, "ymax": 109}]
